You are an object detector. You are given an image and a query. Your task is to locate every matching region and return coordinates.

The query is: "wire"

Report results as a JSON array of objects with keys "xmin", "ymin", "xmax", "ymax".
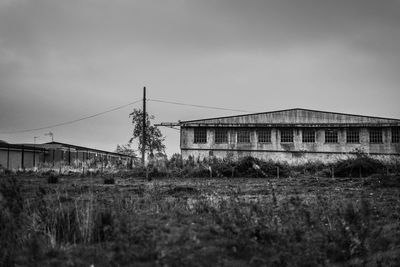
[
  {"xmin": 0, "ymin": 99, "xmax": 142, "ymax": 134},
  {"xmin": 148, "ymin": 98, "xmax": 257, "ymax": 113}
]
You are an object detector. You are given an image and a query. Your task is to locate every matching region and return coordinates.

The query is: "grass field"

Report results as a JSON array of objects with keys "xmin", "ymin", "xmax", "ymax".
[{"xmin": 1, "ymin": 173, "xmax": 400, "ymax": 266}]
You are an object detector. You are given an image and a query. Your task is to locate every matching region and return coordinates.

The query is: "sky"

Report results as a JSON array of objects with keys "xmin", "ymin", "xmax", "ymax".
[{"xmin": 1, "ymin": 0, "xmax": 400, "ymax": 156}]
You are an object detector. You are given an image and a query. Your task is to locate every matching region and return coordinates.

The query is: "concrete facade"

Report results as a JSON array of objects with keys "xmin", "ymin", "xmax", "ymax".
[{"xmin": 178, "ymin": 109, "xmax": 400, "ymax": 163}]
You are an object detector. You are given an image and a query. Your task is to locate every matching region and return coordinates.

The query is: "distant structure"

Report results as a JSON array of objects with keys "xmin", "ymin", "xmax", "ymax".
[
  {"xmin": 168, "ymin": 108, "xmax": 400, "ymax": 163},
  {"xmin": 0, "ymin": 141, "xmax": 135, "ymax": 171}
]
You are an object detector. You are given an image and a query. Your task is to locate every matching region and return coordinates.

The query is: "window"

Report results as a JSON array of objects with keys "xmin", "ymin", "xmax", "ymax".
[
  {"xmin": 280, "ymin": 129, "xmax": 293, "ymax": 143},
  {"xmin": 237, "ymin": 129, "xmax": 251, "ymax": 143},
  {"xmin": 392, "ymin": 128, "xmax": 400, "ymax": 143},
  {"xmin": 325, "ymin": 129, "xmax": 338, "ymax": 143},
  {"xmin": 215, "ymin": 128, "xmax": 228, "ymax": 144},
  {"xmin": 194, "ymin": 128, "xmax": 207, "ymax": 143},
  {"xmin": 346, "ymin": 129, "xmax": 359, "ymax": 143},
  {"xmin": 302, "ymin": 129, "xmax": 315, "ymax": 143},
  {"xmin": 257, "ymin": 129, "xmax": 271, "ymax": 143},
  {"xmin": 369, "ymin": 128, "xmax": 383, "ymax": 143}
]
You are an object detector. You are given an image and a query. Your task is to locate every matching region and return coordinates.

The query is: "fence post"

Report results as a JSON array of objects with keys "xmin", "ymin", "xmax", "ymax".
[
  {"xmin": 277, "ymin": 166, "xmax": 280, "ymax": 179},
  {"xmin": 331, "ymin": 167, "xmax": 335, "ymax": 178}
]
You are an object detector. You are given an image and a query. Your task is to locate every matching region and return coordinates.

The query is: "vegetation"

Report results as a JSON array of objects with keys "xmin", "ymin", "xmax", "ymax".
[
  {"xmin": 46, "ymin": 172, "xmax": 59, "ymax": 184},
  {"xmin": 1, "ymin": 168, "xmax": 400, "ymax": 266},
  {"xmin": 115, "ymin": 144, "xmax": 137, "ymax": 157},
  {"xmin": 128, "ymin": 108, "xmax": 165, "ymax": 157},
  {"xmin": 1, "ymin": 154, "xmax": 399, "ymax": 266},
  {"xmin": 133, "ymin": 154, "xmax": 399, "ymax": 179}
]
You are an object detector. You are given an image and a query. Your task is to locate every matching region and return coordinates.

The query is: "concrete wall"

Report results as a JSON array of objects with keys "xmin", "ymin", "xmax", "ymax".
[
  {"xmin": 181, "ymin": 149, "xmax": 400, "ymax": 165},
  {"xmin": 42, "ymin": 149, "xmax": 129, "ymax": 168},
  {"xmin": 1, "ymin": 146, "xmax": 132, "ymax": 170},
  {"xmin": 180, "ymin": 127, "xmax": 400, "ymax": 163},
  {"xmin": 0, "ymin": 148, "xmax": 42, "ymax": 170}
]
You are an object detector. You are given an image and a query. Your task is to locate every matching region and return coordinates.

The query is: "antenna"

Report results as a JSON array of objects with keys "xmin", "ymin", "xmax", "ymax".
[{"xmin": 44, "ymin": 131, "xmax": 54, "ymax": 142}]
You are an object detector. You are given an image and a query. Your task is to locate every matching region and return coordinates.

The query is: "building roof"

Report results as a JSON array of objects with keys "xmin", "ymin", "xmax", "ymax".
[
  {"xmin": 39, "ymin": 142, "xmax": 135, "ymax": 158},
  {"xmin": 179, "ymin": 108, "xmax": 400, "ymax": 127},
  {"xmin": 0, "ymin": 141, "xmax": 134, "ymax": 158}
]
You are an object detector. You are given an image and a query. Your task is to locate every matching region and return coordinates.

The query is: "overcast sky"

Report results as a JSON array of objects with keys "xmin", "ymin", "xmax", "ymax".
[{"xmin": 1, "ymin": 0, "xmax": 400, "ymax": 156}]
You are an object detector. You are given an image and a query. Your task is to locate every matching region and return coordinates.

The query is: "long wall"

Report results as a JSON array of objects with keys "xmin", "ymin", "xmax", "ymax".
[
  {"xmin": 180, "ymin": 127, "xmax": 400, "ymax": 163},
  {"xmin": 0, "ymin": 145, "xmax": 133, "ymax": 170},
  {"xmin": 0, "ymin": 148, "xmax": 42, "ymax": 170}
]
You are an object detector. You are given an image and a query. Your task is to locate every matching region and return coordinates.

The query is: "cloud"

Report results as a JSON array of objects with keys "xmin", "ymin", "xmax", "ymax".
[{"xmin": 0, "ymin": 0, "xmax": 399, "ymax": 154}]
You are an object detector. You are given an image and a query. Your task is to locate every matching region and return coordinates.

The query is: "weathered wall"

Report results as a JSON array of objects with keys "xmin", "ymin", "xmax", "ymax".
[
  {"xmin": 0, "ymin": 149, "xmax": 41, "ymax": 170},
  {"xmin": 180, "ymin": 127, "xmax": 400, "ymax": 163},
  {"xmin": 181, "ymin": 148, "xmax": 400, "ymax": 165}
]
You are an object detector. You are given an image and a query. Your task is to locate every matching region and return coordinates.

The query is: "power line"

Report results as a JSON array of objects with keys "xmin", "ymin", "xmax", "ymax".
[
  {"xmin": 149, "ymin": 98, "xmax": 257, "ymax": 113},
  {"xmin": 0, "ymin": 99, "xmax": 142, "ymax": 134}
]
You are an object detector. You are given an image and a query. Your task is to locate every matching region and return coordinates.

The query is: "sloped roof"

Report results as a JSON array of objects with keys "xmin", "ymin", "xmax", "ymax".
[
  {"xmin": 39, "ymin": 141, "xmax": 135, "ymax": 158},
  {"xmin": 180, "ymin": 108, "xmax": 400, "ymax": 127}
]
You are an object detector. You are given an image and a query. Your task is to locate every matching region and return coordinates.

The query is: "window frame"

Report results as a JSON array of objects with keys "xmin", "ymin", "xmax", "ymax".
[
  {"xmin": 302, "ymin": 129, "xmax": 316, "ymax": 143},
  {"xmin": 369, "ymin": 128, "xmax": 383, "ymax": 144},
  {"xmin": 257, "ymin": 129, "xmax": 271, "ymax": 143},
  {"xmin": 237, "ymin": 129, "xmax": 251, "ymax": 143},
  {"xmin": 280, "ymin": 129, "xmax": 294, "ymax": 143},
  {"xmin": 392, "ymin": 127, "xmax": 400, "ymax": 143},
  {"xmin": 325, "ymin": 129, "xmax": 338, "ymax": 143},
  {"xmin": 346, "ymin": 129, "xmax": 360, "ymax": 143},
  {"xmin": 214, "ymin": 128, "xmax": 228, "ymax": 144},
  {"xmin": 193, "ymin": 128, "xmax": 207, "ymax": 144}
]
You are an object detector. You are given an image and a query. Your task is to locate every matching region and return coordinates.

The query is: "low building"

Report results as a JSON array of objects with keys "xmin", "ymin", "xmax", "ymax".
[
  {"xmin": 0, "ymin": 141, "xmax": 42, "ymax": 170},
  {"xmin": 175, "ymin": 108, "xmax": 400, "ymax": 163},
  {"xmin": 0, "ymin": 141, "xmax": 135, "ymax": 170}
]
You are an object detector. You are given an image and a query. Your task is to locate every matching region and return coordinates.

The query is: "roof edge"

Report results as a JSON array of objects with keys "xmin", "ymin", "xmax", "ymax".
[{"xmin": 180, "ymin": 108, "xmax": 400, "ymax": 123}]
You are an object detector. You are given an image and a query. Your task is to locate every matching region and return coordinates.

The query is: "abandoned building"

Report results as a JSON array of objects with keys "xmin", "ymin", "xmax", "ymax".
[
  {"xmin": 0, "ymin": 141, "xmax": 134, "ymax": 171},
  {"xmin": 174, "ymin": 108, "xmax": 400, "ymax": 163}
]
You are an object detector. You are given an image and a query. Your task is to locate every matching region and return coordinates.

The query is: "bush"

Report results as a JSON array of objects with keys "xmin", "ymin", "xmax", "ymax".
[
  {"xmin": 47, "ymin": 173, "xmax": 59, "ymax": 184},
  {"xmin": 104, "ymin": 177, "xmax": 115, "ymax": 184},
  {"xmin": 333, "ymin": 156, "xmax": 385, "ymax": 178}
]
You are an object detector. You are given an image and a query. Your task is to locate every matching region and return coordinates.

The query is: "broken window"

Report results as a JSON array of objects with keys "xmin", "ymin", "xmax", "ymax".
[
  {"xmin": 257, "ymin": 129, "xmax": 271, "ymax": 143},
  {"xmin": 302, "ymin": 129, "xmax": 315, "ymax": 143},
  {"xmin": 215, "ymin": 128, "xmax": 228, "ymax": 144},
  {"xmin": 237, "ymin": 129, "xmax": 251, "ymax": 143},
  {"xmin": 369, "ymin": 128, "xmax": 383, "ymax": 143},
  {"xmin": 346, "ymin": 129, "xmax": 359, "ymax": 143},
  {"xmin": 194, "ymin": 128, "xmax": 207, "ymax": 143},
  {"xmin": 325, "ymin": 129, "xmax": 338, "ymax": 143},
  {"xmin": 392, "ymin": 127, "xmax": 400, "ymax": 143},
  {"xmin": 280, "ymin": 129, "xmax": 293, "ymax": 143}
]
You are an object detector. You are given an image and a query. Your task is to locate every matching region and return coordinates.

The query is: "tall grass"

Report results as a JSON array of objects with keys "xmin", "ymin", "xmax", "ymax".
[{"xmin": 1, "ymin": 175, "xmax": 399, "ymax": 266}]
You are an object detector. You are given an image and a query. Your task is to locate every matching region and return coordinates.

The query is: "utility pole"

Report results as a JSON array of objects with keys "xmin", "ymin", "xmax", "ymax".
[
  {"xmin": 142, "ymin": 86, "xmax": 146, "ymax": 167},
  {"xmin": 33, "ymin": 136, "xmax": 38, "ymax": 169}
]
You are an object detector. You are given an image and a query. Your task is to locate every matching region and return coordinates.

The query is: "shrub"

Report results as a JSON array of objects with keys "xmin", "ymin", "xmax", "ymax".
[
  {"xmin": 333, "ymin": 156, "xmax": 385, "ymax": 178},
  {"xmin": 47, "ymin": 173, "xmax": 59, "ymax": 184},
  {"xmin": 104, "ymin": 177, "xmax": 115, "ymax": 184}
]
